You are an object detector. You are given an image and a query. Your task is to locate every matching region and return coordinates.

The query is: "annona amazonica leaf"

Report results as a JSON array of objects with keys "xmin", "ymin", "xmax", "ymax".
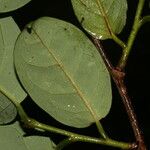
[
  {"xmin": 14, "ymin": 17, "xmax": 112, "ymax": 128},
  {"xmin": 0, "ymin": 0, "xmax": 31, "ymax": 13},
  {"xmin": 0, "ymin": 17, "xmax": 27, "ymax": 124},
  {"xmin": 0, "ymin": 122, "xmax": 56, "ymax": 150},
  {"xmin": 71, "ymin": 0, "xmax": 127, "ymax": 39}
]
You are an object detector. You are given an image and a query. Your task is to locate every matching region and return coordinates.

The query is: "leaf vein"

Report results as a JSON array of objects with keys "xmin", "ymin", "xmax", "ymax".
[{"xmin": 31, "ymin": 27, "xmax": 100, "ymax": 124}]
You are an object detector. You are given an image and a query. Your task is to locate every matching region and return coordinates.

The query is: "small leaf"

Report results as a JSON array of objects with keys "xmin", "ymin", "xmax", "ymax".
[
  {"xmin": 14, "ymin": 17, "xmax": 112, "ymax": 128},
  {"xmin": 0, "ymin": 122, "xmax": 56, "ymax": 150},
  {"xmin": 0, "ymin": 17, "xmax": 27, "ymax": 124},
  {"xmin": 71, "ymin": 0, "xmax": 128, "ymax": 39},
  {"xmin": 0, "ymin": 0, "xmax": 31, "ymax": 13}
]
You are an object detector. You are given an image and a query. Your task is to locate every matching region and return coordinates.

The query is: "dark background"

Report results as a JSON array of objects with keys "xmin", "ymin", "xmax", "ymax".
[{"xmin": 6, "ymin": 0, "xmax": 150, "ymax": 149}]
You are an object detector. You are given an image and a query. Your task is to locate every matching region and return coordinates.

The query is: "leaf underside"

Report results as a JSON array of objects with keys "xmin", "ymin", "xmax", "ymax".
[
  {"xmin": 0, "ymin": 17, "xmax": 27, "ymax": 124},
  {"xmin": 0, "ymin": 122, "xmax": 55, "ymax": 150},
  {"xmin": 14, "ymin": 17, "xmax": 112, "ymax": 128},
  {"xmin": 71, "ymin": 0, "xmax": 127, "ymax": 39},
  {"xmin": 0, "ymin": 0, "xmax": 31, "ymax": 13}
]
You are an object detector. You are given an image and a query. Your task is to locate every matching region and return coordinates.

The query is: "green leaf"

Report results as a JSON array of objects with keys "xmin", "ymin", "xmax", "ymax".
[
  {"xmin": 0, "ymin": 0, "xmax": 31, "ymax": 13},
  {"xmin": 0, "ymin": 17, "xmax": 27, "ymax": 124},
  {"xmin": 71, "ymin": 0, "xmax": 127, "ymax": 39},
  {"xmin": 0, "ymin": 122, "xmax": 56, "ymax": 150},
  {"xmin": 14, "ymin": 17, "xmax": 112, "ymax": 128}
]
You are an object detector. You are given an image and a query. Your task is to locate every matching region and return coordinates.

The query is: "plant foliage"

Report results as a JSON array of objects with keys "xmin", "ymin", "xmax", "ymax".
[
  {"xmin": 14, "ymin": 17, "xmax": 112, "ymax": 128},
  {"xmin": 0, "ymin": 0, "xmax": 149, "ymax": 150},
  {"xmin": 71, "ymin": 0, "xmax": 127, "ymax": 39}
]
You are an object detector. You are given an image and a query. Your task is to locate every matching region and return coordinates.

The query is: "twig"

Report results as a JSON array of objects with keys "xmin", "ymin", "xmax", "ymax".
[
  {"xmin": 112, "ymin": 70, "xmax": 146, "ymax": 150},
  {"xmin": 55, "ymin": 138, "xmax": 75, "ymax": 150},
  {"xmin": 92, "ymin": 38, "xmax": 147, "ymax": 150},
  {"xmin": 27, "ymin": 118, "xmax": 135, "ymax": 150},
  {"xmin": 0, "ymin": 85, "xmax": 135, "ymax": 150},
  {"xmin": 118, "ymin": 0, "xmax": 145, "ymax": 70},
  {"xmin": 139, "ymin": 15, "xmax": 150, "ymax": 27}
]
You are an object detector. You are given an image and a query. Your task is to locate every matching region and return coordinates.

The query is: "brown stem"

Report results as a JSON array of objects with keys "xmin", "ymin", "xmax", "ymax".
[
  {"xmin": 112, "ymin": 70, "xmax": 146, "ymax": 150},
  {"xmin": 92, "ymin": 38, "xmax": 147, "ymax": 150}
]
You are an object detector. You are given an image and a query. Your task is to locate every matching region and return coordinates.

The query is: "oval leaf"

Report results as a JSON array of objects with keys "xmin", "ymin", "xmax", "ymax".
[
  {"xmin": 14, "ymin": 17, "xmax": 112, "ymax": 128},
  {"xmin": 0, "ymin": 122, "xmax": 55, "ymax": 150},
  {"xmin": 0, "ymin": 0, "xmax": 31, "ymax": 13},
  {"xmin": 0, "ymin": 17, "xmax": 27, "ymax": 124},
  {"xmin": 71, "ymin": 0, "xmax": 127, "ymax": 39}
]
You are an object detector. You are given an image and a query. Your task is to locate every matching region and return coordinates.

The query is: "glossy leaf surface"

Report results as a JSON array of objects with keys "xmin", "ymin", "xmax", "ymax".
[
  {"xmin": 0, "ymin": 17, "xmax": 27, "ymax": 124},
  {"xmin": 14, "ymin": 17, "xmax": 112, "ymax": 128},
  {"xmin": 0, "ymin": 122, "xmax": 55, "ymax": 150},
  {"xmin": 71, "ymin": 0, "xmax": 127, "ymax": 39},
  {"xmin": 0, "ymin": 0, "xmax": 31, "ymax": 13}
]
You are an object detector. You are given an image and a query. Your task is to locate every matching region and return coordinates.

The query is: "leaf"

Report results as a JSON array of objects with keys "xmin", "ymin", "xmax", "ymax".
[
  {"xmin": 0, "ymin": 17, "xmax": 27, "ymax": 124},
  {"xmin": 71, "ymin": 0, "xmax": 128, "ymax": 39},
  {"xmin": 24, "ymin": 135, "xmax": 56, "ymax": 150},
  {"xmin": 14, "ymin": 17, "xmax": 112, "ymax": 128},
  {"xmin": 0, "ymin": 0, "xmax": 31, "ymax": 13},
  {"xmin": 0, "ymin": 122, "xmax": 56, "ymax": 150}
]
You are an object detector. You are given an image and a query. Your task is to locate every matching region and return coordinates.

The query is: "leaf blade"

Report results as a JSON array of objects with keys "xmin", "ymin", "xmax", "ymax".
[
  {"xmin": 0, "ymin": 17, "xmax": 27, "ymax": 124},
  {"xmin": 0, "ymin": 0, "xmax": 31, "ymax": 13},
  {"xmin": 14, "ymin": 17, "xmax": 112, "ymax": 128},
  {"xmin": 0, "ymin": 122, "xmax": 55, "ymax": 150},
  {"xmin": 71, "ymin": 0, "xmax": 128, "ymax": 39}
]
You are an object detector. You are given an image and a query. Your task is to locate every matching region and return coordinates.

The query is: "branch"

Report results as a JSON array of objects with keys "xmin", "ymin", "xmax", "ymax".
[
  {"xmin": 55, "ymin": 138, "xmax": 75, "ymax": 150},
  {"xmin": 118, "ymin": 0, "xmax": 145, "ymax": 70},
  {"xmin": 27, "ymin": 118, "xmax": 135, "ymax": 149},
  {"xmin": 139, "ymin": 15, "xmax": 150, "ymax": 27},
  {"xmin": 0, "ymin": 85, "xmax": 135, "ymax": 149},
  {"xmin": 112, "ymin": 71, "xmax": 146, "ymax": 150},
  {"xmin": 92, "ymin": 38, "xmax": 147, "ymax": 150}
]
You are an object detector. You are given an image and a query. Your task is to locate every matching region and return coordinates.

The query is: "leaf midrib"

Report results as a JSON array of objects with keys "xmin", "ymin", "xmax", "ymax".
[
  {"xmin": 0, "ymin": 23, "xmax": 6, "ymax": 74},
  {"xmin": 79, "ymin": 0, "xmax": 113, "ymax": 16},
  {"xmin": 77, "ymin": 0, "xmax": 114, "ymax": 36},
  {"xmin": 31, "ymin": 27, "xmax": 100, "ymax": 124},
  {"xmin": 95, "ymin": 0, "xmax": 113, "ymax": 36}
]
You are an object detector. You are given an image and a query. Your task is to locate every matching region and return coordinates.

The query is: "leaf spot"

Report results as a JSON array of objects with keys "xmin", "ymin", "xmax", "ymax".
[
  {"xmin": 64, "ymin": 28, "xmax": 67, "ymax": 31},
  {"xmin": 26, "ymin": 27, "xmax": 32, "ymax": 34}
]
